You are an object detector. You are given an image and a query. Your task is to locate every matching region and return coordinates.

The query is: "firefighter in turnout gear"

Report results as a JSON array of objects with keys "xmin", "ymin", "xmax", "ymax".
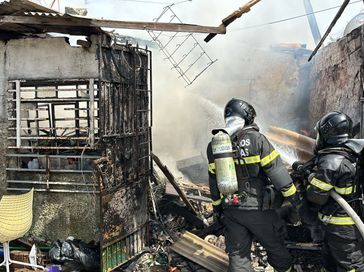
[
  {"xmin": 207, "ymin": 98, "xmax": 299, "ymax": 272},
  {"xmin": 305, "ymin": 111, "xmax": 364, "ymax": 272}
]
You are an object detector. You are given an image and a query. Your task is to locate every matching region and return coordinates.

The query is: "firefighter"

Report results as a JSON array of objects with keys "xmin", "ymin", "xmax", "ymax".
[
  {"xmin": 207, "ymin": 98, "xmax": 299, "ymax": 272},
  {"xmin": 305, "ymin": 111, "xmax": 364, "ymax": 272}
]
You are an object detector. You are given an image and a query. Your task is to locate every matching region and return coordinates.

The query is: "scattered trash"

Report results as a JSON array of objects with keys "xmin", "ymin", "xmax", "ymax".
[
  {"xmin": 11, "ymin": 152, "xmax": 325, "ymax": 272},
  {"xmin": 29, "ymin": 244, "xmax": 38, "ymax": 267},
  {"xmin": 48, "ymin": 265, "xmax": 62, "ymax": 272}
]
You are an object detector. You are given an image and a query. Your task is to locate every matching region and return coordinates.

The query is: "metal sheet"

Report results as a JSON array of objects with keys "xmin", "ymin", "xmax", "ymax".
[
  {"xmin": 0, "ymin": 0, "xmax": 102, "ymax": 39},
  {"xmin": 171, "ymin": 231, "xmax": 229, "ymax": 272}
]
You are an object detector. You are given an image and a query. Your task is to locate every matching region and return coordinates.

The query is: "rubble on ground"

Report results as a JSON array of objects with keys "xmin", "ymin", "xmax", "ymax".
[
  {"xmin": 136, "ymin": 155, "xmax": 325, "ymax": 272},
  {"xmin": 8, "ymin": 154, "xmax": 324, "ymax": 272}
]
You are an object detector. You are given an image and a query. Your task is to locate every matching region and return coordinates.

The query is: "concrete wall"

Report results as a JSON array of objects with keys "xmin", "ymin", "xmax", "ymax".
[
  {"xmin": 28, "ymin": 192, "xmax": 100, "ymax": 242},
  {"xmin": 0, "ymin": 36, "xmax": 101, "ymax": 242},
  {"xmin": 6, "ymin": 37, "xmax": 98, "ymax": 80},
  {"xmin": 307, "ymin": 26, "xmax": 363, "ymax": 131}
]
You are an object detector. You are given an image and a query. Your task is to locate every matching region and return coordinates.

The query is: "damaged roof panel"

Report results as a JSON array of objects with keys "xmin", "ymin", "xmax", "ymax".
[
  {"xmin": 0, "ymin": 0, "xmax": 103, "ymax": 39},
  {"xmin": 0, "ymin": 0, "xmax": 225, "ymax": 40},
  {"xmin": 0, "ymin": 0, "xmax": 55, "ymax": 15}
]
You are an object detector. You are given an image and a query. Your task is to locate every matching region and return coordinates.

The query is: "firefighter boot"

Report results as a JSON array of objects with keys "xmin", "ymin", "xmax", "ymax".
[{"xmin": 228, "ymin": 254, "xmax": 253, "ymax": 272}]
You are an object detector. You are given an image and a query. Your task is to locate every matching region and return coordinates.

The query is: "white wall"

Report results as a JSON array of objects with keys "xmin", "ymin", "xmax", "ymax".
[{"xmin": 6, "ymin": 36, "xmax": 99, "ymax": 80}]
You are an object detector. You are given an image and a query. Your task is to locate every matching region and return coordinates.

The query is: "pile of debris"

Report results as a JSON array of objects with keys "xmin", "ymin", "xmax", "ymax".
[
  {"xmin": 118, "ymin": 153, "xmax": 324, "ymax": 272},
  {"xmin": 5, "ymin": 148, "xmax": 324, "ymax": 272}
]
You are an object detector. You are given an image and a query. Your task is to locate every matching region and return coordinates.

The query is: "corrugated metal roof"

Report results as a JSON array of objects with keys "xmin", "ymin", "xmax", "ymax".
[
  {"xmin": 0, "ymin": 0, "xmax": 103, "ymax": 40},
  {"xmin": 0, "ymin": 0, "xmax": 55, "ymax": 15},
  {"xmin": 171, "ymin": 231, "xmax": 229, "ymax": 272}
]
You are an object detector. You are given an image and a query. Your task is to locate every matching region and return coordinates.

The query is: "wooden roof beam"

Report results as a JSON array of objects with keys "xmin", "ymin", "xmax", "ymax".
[
  {"xmin": 205, "ymin": 0, "xmax": 262, "ymax": 42},
  {"xmin": 0, "ymin": 15, "xmax": 226, "ymax": 34}
]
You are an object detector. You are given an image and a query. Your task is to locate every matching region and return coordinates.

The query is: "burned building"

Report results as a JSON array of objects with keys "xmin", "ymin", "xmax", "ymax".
[
  {"xmin": 307, "ymin": 25, "xmax": 364, "ymax": 136},
  {"xmin": 0, "ymin": 0, "xmax": 152, "ymax": 271}
]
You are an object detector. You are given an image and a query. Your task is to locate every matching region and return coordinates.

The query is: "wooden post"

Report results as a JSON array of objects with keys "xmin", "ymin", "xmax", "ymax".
[{"xmin": 152, "ymin": 153, "xmax": 197, "ymax": 215}]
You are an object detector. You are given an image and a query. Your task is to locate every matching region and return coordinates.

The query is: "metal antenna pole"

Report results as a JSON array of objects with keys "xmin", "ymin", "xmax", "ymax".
[
  {"xmin": 308, "ymin": 0, "xmax": 350, "ymax": 61},
  {"xmin": 303, "ymin": 0, "xmax": 322, "ymax": 45}
]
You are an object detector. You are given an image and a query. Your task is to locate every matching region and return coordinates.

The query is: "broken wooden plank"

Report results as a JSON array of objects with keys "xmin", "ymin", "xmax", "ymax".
[
  {"xmin": 205, "ymin": 0, "xmax": 261, "ymax": 42},
  {"xmin": 165, "ymin": 182, "xmax": 211, "ymax": 203},
  {"xmin": 0, "ymin": 15, "xmax": 226, "ymax": 34},
  {"xmin": 152, "ymin": 153, "xmax": 198, "ymax": 215},
  {"xmin": 171, "ymin": 231, "xmax": 229, "ymax": 272}
]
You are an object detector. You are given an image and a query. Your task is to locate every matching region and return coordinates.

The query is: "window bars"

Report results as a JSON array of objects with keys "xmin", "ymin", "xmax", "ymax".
[{"xmin": 148, "ymin": 4, "xmax": 217, "ymax": 86}]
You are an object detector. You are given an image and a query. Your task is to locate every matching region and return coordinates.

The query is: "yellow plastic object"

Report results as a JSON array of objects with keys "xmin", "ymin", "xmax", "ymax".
[{"xmin": 0, "ymin": 189, "xmax": 33, "ymax": 243}]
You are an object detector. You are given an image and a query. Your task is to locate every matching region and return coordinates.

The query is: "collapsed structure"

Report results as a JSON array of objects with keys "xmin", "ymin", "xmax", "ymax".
[
  {"xmin": 0, "ymin": 0, "xmax": 363, "ymax": 271},
  {"xmin": 0, "ymin": 1, "xmax": 152, "ymax": 271}
]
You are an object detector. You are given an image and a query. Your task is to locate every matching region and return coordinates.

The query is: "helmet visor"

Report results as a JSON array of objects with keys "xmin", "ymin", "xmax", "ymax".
[{"xmin": 314, "ymin": 121, "xmax": 324, "ymax": 150}]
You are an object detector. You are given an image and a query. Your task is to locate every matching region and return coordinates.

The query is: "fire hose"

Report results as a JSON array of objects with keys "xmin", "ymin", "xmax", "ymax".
[
  {"xmin": 269, "ymin": 128, "xmax": 364, "ymax": 237},
  {"xmin": 329, "ymin": 190, "xmax": 364, "ymax": 239}
]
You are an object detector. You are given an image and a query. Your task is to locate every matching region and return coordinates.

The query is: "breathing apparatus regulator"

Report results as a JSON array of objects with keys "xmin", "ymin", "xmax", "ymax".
[{"xmin": 211, "ymin": 130, "xmax": 238, "ymax": 195}]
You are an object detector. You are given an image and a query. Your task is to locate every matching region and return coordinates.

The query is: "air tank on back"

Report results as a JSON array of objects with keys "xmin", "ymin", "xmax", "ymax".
[{"xmin": 211, "ymin": 131, "xmax": 238, "ymax": 195}]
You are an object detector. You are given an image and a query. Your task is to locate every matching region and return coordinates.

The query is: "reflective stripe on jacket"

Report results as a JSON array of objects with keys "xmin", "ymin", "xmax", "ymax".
[
  {"xmin": 207, "ymin": 124, "xmax": 296, "ymax": 210},
  {"xmin": 306, "ymin": 148, "xmax": 358, "ymax": 221}
]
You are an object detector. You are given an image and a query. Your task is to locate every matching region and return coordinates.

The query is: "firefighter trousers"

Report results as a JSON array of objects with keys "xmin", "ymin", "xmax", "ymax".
[
  {"xmin": 223, "ymin": 208, "xmax": 292, "ymax": 272},
  {"xmin": 322, "ymin": 224, "xmax": 364, "ymax": 272}
]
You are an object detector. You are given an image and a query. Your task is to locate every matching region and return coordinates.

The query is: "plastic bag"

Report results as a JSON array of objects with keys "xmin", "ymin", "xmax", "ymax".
[{"xmin": 49, "ymin": 238, "xmax": 100, "ymax": 271}]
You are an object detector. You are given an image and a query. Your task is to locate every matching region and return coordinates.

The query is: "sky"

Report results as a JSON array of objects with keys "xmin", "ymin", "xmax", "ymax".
[{"xmin": 32, "ymin": 0, "xmax": 364, "ymax": 49}]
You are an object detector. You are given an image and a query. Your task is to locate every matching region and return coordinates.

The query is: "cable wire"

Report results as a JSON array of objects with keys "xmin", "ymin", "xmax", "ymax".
[
  {"xmin": 231, "ymin": 0, "xmax": 363, "ymax": 31},
  {"xmin": 86, "ymin": 0, "xmax": 181, "ymax": 5},
  {"xmin": 118, "ymin": 0, "xmax": 172, "ymax": 4}
]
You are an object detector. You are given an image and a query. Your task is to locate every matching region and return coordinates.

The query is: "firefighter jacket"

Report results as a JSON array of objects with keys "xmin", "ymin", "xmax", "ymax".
[
  {"xmin": 306, "ymin": 146, "xmax": 358, "ymax": 226},
  {"xmin": 207, "ymin": 124, "xmax": 298, "ymax": 210}
]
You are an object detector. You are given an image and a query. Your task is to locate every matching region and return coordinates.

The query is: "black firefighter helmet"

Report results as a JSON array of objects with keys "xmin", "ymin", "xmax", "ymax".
[
  {"xmin": 224, "ymin": 98, "xmax": 256, "ymax": 125},
  {"xmin": 315, "ymin": 111, "xmax": 353, "ymax": 149}
]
